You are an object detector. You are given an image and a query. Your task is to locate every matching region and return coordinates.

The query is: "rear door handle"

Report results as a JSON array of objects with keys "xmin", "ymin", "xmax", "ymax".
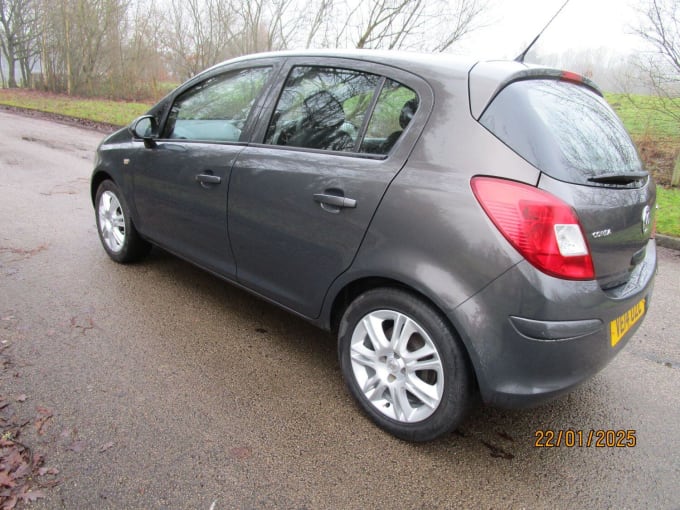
[
  {"xmin": 196, "ymin": 172, "xmax": 221, "ymax": 185},
  {"xmin": 313, "ymin": 193, "xmax": 356, "ymax": 209}
]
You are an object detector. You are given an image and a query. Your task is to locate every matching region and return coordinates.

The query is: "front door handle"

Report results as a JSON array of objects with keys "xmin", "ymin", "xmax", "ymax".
[
  {"xmin": 196, "ymin": 172, "xmax": 221, "ymax": 185},
  {"xmin": 313, "ymin": 193, "xmax": 357, "ymax": 209}
]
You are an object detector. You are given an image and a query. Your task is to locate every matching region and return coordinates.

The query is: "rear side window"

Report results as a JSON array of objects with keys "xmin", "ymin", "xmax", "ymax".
[
  {"xmin": 480, "ymin": 79, "xmax": 642, "ymax": 185},
  {"xmin": 264, "ymin": 66, "xmax": 418, "ymax": 155},
  {"xmin": 265, "ymin": 66, "xmax": 380, "ymax": 152},
  {"xmin": 360, "ymin": 80, "xmax": 418, "ymax": 155}
]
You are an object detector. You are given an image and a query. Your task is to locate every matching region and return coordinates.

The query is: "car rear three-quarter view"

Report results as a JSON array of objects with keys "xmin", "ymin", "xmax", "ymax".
[{"xmin": 90, "ymin": 51, "xmax": 656, "ymax": 442}]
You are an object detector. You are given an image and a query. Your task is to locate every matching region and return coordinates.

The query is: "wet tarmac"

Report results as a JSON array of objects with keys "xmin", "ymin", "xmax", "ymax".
[{"xmin": 1, "ymin": 110, "xmax": 679, "ymax": 509}]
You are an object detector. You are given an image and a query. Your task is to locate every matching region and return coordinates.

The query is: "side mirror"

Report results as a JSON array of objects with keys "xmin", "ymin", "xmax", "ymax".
[{"xmin": 129, "ymin": 115, "xmax": 159, "ymax": 148}]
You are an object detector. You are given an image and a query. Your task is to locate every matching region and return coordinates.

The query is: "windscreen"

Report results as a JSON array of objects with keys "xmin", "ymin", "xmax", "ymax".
[{"xmin": 480, "ymin": 79, "xmax": 643, "ymax": 185}]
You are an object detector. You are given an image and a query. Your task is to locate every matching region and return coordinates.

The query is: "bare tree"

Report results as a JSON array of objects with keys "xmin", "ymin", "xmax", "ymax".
[
  {"xmin": 633, "ymin": 0, "xmax": 680, "ymax": 185},
  {"xmin": 163, "ymin": 0, "xmax": 238, "ymax": 80},
  {"xmin": 633, "ymin": 0, "xmax": 680, "ymax": 117},
  {"xmin": 1, "ymin": 0, "xmax": 489, "ymax": 99},
  {"xmin": 302, "ymin": 0, "xmax": 334, "ymax": 48},
  {"xmin": 33, "ymin": 0, "xmax": 130, "ymax": 95},
  {"xmin": 0, "ymin": 0, "xmax": 38, "ymax": 87},
  {"xmin": 219, "ymin": 0, "xmax": 296, "ymax": 57},
  {"xmin": 299, "ymin": 0, "xmax": 487, "ymax": 52}
]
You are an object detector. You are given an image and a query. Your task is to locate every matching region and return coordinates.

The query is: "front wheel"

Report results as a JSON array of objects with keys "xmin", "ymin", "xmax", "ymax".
[
  {"xmin": 95, "ymin": 180, "xmax": 150, "ymax": 263},
  {"xmin": 338, "ymin": 288, "xmax": 473, "ymax": 442}
]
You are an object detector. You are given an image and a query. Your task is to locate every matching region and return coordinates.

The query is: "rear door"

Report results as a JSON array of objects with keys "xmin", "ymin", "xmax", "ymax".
[
  {"xmin": 228, "ymin": 58, "xmax": 431, "ymax": 317},
  {"xmin": 479, "ymin": 77, "xmax": 656, "ymax": 290}
]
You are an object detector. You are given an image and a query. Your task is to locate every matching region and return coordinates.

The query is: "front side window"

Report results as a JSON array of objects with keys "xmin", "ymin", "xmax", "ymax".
[
  {"xmin": 265, "ymin": 66, "xmax": 381, "ymax": 152},
  {"xmin": 164, "ymin": 67, "xmax": 272, "ymax": 142}
]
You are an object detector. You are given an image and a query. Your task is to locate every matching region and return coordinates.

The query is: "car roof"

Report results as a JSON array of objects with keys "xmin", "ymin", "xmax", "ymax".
[
  {"xmin": 207, "ymin": 49, "xmax": 483, "ymax": 78},
  {"xmin": 200, "ymin": 50, "xmax": 589, "ymax": 120}
]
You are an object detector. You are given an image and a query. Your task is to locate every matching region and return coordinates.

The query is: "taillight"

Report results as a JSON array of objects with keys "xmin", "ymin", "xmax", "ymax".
[{"xmin": 471, "ymin": 176, "xmax": 595, "ymax": 280}]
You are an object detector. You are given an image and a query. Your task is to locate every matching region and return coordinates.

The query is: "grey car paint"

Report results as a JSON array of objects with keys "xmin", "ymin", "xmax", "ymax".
[
  {"xmin": 228, "ymin": 57, "xmax": 434, "ymax": 318},
  {"xmin": 131, "ymin": 141, "xmax": 244, "ymax": 276},
  {"xmin": 91, "ymin": 49, "xmax": 656, "ymax": 413}
]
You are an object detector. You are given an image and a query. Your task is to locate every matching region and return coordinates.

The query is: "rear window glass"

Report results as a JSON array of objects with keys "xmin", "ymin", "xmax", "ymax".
[{"xmin": 480, "ymin": 79, "xmax": 642, "ymax": 184}]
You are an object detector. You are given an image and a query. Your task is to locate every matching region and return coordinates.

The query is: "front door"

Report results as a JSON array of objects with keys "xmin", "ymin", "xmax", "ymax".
[{"xmin": 131, "ymin": 65, "xmax": 275, "ymax": 276}]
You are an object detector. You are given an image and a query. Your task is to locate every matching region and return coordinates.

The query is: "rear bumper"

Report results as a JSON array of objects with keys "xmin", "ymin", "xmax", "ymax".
[{"xmin": 452, "ymin": 240, "xmax": 656, "ymax": 408}]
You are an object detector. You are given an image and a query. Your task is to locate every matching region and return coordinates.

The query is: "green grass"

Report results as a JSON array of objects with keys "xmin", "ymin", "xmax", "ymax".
[
  {"xmin": 0, "ymin": 89, "xmax": 152, "ymax": 126},
  {"xmin": 605, "ymin": 93, "xmax": 680, "ymax": 138},
  {"xmin": 657, "ymin": 187, "xmax": 680, "ymax": 237}
]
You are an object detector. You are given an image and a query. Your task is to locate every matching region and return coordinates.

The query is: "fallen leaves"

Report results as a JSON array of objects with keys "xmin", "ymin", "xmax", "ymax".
[
  {"xmin": 0, "ymin": 330, "xmax": 58, "ymax": 508},
  {"xmin": 0, "ymin": 428, "xmax": 56, "ymax": 509},
  {"xmin": 34, "ymin": 408, "xmax": 52, "ymax": 436},
  {"xmin": 99, "ymin": 441, "xmax": 114, "ymax": 453},
  {"xmin": 1, "ymin": 393, "xmax": 58, "ymax": 509},
  {"xmin": 66, "ymin": 440, "xmax": 86, "ymax": 454}
]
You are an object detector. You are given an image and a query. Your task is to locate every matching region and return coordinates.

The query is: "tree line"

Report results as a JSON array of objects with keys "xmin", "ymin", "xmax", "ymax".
[
  {"xmin": 1, "ymin": 0, "xmax": 679, "ymax": 106},
  {"xmin": 0, "ymin": 0, "xmax": 487, "ymax": 100}
]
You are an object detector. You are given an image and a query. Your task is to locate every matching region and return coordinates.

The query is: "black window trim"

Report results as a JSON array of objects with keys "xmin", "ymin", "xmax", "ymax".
[{"xmin": 247, "ymin": 56, "xmax": 432, "ymax": 161}]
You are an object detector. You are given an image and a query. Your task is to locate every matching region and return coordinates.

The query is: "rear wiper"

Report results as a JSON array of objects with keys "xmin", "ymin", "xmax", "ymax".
[{"xmin": 588, "ymin": 171, "xmax": 649, "ymax": 185}]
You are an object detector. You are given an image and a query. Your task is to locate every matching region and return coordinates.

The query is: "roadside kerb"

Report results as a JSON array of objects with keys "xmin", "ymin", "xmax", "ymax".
[{"xmin": 656, "ymin": 234, "xmax": 680, "ymax": 251}]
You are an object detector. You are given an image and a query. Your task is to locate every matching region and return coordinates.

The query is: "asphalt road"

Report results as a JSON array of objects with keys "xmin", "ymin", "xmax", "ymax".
[{"xmin": 1, "ymin": 110, "xmax": 679, "ymax": 509}]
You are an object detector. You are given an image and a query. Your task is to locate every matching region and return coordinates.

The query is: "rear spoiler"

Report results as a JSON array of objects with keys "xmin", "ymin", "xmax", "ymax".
[{"xmin": 468, "ymin": 61, "xmax": 601, "ymax": 120}]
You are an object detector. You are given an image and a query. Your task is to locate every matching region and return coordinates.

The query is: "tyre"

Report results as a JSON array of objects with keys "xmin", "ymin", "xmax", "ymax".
[
  {"xmin": 338, "ymin": 288, "xmax": 472, "ymax": 442},
  {"xmin": 95, "ymin": 180, "xmax": 150, "ymax": 263}
]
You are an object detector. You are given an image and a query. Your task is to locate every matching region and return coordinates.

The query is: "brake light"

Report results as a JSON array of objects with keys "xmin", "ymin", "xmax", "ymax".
[
  {"xmin": 471, "ymin": 177, "xmax": 595, "ymax": 280},
  {"xmin": 560, "ymin": 70, "xmax": 585, "ymax": 84}
]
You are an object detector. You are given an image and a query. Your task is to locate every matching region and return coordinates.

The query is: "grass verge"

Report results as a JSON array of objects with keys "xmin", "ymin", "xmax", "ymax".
[
  {"xmin": 0, "ymin": 88, "xmax": 151, "ymax": 126},
  {"xmin": 605, "ymin": 93, "xmax": 680, "ymax": 138},
  {"xmin": 657, "ymin": 186, "xmax": 680, "ymax": 238}
]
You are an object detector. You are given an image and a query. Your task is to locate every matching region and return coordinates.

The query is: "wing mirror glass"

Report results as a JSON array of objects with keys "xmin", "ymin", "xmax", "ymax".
[{"xmin": 129, "ymin": 115, "xmax": 159, "ymax": 148}]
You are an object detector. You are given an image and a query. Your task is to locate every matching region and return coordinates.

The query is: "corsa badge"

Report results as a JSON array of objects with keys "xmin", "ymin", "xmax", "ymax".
[{"xmin": 591, "ymin": 229, "xmax": 612, "ymax": 239}]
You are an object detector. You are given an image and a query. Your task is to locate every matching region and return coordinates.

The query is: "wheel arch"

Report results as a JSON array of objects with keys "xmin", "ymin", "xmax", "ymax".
[
  {"xmin": 91, "ymin": 170, "xmax": 114, "ymax": 206},
  {"xmin": 327, "ymin": 275, "xmax": 479, "ymax": 394}
]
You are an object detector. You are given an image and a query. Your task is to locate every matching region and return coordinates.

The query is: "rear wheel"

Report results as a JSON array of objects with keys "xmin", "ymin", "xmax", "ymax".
[
  {"xmin": 338, "ymin": 288, "xmax": 472, "ymax": 442},
  {"xmin": 95, "ymin": 180, "xmax": 150, "ymax": 263}
]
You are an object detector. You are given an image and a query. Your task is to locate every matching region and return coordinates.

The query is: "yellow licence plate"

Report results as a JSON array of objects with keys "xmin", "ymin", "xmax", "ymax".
[{"xmin": 610, "ymin": 298, "xmax": 646, "ymax": 347}]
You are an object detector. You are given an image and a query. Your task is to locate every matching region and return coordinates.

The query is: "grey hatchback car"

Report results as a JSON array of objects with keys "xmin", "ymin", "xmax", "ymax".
[{"xmin": 91, "ymin": 50, "xmax": 656, "ymax": 441}]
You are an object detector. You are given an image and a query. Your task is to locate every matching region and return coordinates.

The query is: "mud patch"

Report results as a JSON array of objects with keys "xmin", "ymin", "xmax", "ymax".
[
  {"xmin": 0, "ymin": 245, "xmax": 48, "ymax": 264},
  {"xmin": 40, "ymin": 178, "xmax": 89, "ymax": 197}
]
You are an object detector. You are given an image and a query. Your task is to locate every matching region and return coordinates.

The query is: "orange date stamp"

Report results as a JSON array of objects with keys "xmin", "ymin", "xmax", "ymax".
[{"xmin": 534, "ymin": 429, "xmax": 637, "ymax": 448}]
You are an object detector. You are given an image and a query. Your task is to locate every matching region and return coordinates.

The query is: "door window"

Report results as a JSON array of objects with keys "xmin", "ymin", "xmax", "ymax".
[
  {"xmin": 164, "ymin": 67, "xmax": 272, "ymax": 142},
  {"xmin": 264, "ymin": 66, "xmax": 381, "ymax": 152},
  {"xmin": 359, "ymin": 80, "xmax": 418, "ymax": 155}
]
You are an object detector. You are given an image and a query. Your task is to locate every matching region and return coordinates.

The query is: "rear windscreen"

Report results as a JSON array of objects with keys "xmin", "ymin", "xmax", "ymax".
[{"xmin": 480, "ymin": 79, "xmax": 642, "ymax": 185}]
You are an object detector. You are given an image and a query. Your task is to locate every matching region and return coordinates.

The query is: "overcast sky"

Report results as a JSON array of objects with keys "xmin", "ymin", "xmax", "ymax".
[{"xmin": 455, "ymin": 0, "xmax": 645, "ymax": 59}]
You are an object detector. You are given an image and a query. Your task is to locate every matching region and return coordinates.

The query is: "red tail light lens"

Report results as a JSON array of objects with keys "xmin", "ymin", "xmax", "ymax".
[{"xmin": 471, "ymin": 176, "xmax": 595, "ymax": 280}]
